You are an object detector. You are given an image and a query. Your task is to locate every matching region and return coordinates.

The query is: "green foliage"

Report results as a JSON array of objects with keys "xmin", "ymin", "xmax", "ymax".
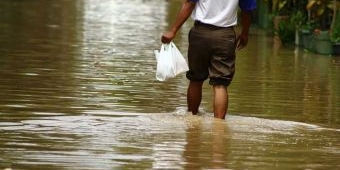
[
  {"xmin": 300, "ymin": 20, "xmax": 318, "ymax": 33},
  {"xmin": 266, "ymin": 0, "xmax": 309, "ymax": 45},
  {"xmin": 275, "ymin": 20, "xmax": 295, "ymax": 44},
  {"xmin": 307, "ymin": 0, "xmax": 335, "ymax": 30},
  {"xmin": 291, "ymin": 11, "xmax": 307, "ymax": 29},
  {"xmin": 265, "ymin": 0, "xmax": 308, "ymax": 15}
]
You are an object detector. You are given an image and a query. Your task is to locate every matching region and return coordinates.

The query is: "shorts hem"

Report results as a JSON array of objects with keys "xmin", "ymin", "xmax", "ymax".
[{"xmin": 209, "ymin": 78, "xmax": 232, "ymax": 87}]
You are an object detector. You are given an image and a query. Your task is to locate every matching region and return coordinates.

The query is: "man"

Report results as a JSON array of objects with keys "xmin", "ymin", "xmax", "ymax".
[{"xmin": 161, "ymin": 0, "xmax": 256, "ymax": 119}]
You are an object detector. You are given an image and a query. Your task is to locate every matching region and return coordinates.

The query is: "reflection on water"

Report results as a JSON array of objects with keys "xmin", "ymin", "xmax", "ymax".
[
  {"xmin": 1, "ymin": 110, "xmax": 339, "ymax": 169},
  {"xmin": 230, "ymin": 30, "xmax": 340, "ymax": 127},
  {"xmin": 0, "ymin": 0, "xmax": 339, "ymax": 169}
]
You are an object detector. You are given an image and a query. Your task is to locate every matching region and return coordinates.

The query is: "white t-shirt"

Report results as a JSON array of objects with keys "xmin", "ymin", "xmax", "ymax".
[{"xmin": 191, "ymin": 0, "xmax": 239, "ymax": 27}]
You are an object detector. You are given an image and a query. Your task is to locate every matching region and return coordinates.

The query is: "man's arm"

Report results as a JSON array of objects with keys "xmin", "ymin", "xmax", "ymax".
[
  {"xmin": 237, "ymin": 0, "xmax": 256, "ymax": 50},
  {"xmin": 236, "ymin": 10, "xmax": 252, "ymax": 50},
  {"xmin": 161, "ymin": 0, "xmax": 196, "ymax": 43}
]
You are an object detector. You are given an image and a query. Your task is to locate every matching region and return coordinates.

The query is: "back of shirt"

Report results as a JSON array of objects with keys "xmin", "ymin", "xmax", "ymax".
[{"xmin": 190, "ymin": 0, "xmax": 256, "ymax": 27}]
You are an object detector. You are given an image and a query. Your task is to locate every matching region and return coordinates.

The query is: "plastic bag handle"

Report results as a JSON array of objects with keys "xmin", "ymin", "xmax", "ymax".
[{"xmin": 161, "ymin": 43, "xmax": 170, "ymax": 52}]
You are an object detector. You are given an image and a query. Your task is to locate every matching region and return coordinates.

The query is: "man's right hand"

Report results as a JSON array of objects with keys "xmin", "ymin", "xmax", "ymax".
[
  {"xmin": 160, "ymin": 0, "xmax": 196, "ymax": 44},
  {"xmin": 161, "ymin": 31, "xmax": 176, "ymax": 44}
]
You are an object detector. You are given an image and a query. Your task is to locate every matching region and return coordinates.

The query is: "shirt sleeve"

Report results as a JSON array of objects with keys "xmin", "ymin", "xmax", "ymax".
[{"xmin": 239, "ymin": 0, "xmax": 256, "ymax": 12}]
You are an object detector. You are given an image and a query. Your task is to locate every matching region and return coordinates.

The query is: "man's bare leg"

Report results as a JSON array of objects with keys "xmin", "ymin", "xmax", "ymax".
[
  {"xmin": 213, "ymin": 85, "xmax": 228, "ymax": 119},
  {"xmin": 187, "ymin": 81, "xmax": 204, "ymax": 115}
]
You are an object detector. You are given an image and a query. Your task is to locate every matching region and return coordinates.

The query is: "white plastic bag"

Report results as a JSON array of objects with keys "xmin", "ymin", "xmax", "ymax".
[{"xmin": 154, "ymin": 42, "xmax": 189, "ymax": 81}]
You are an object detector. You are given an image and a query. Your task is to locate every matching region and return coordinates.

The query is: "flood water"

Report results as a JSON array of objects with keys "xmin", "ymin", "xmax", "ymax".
[{"xmin": 0, "ymin": 0, "xmax": 340, "ymax": 169}]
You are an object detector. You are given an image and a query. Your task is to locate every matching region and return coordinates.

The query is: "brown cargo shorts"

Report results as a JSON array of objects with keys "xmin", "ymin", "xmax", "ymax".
[{"xmin": 186, "ymin": 21, "xmax": 236, "ymax": 86}]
